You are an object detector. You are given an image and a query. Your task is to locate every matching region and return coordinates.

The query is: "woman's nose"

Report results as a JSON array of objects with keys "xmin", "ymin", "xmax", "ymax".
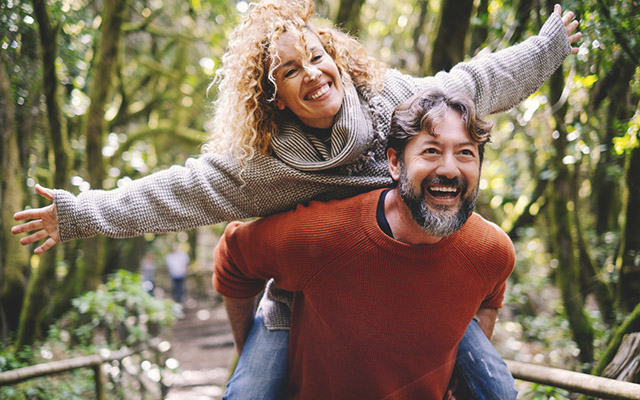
[{"xmin": 304, "ymin": 67, "xmax": 321, "ymax": 82}]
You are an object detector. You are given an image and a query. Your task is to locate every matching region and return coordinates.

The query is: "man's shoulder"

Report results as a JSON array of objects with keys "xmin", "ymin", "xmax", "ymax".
[
  {"xmin": 462, "ymin": 213, "xmax": 514, "ymax": 254},
  {"xmin": 236, "ymin": 189, "xmax": 381, "ymax": 238}
]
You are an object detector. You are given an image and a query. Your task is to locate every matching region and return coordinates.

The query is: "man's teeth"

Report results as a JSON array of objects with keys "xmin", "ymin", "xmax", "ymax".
[
  {"xmin": 306, "ymin": 84, "xmax": 329, "ymax": 100},
  {"xmin": 431, "ymin": 186, "xmax": 457, "ymax": 193}
]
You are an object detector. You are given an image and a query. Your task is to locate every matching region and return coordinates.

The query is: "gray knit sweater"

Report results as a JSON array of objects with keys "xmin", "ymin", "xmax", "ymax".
[{"xmin": 53, "ymin": 15, "xmax": 569, "ymax": 327}]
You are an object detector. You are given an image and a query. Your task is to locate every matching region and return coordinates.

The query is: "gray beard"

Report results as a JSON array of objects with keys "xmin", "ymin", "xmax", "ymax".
[{"xmin": 398, "ymin": 168, "xmax": 478, "ymax": 237}]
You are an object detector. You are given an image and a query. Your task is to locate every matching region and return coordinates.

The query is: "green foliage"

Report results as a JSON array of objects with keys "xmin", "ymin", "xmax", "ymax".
[
  {"xmin": 0, "ymin": 271, "xmax": 180, "ymax": 399},
  {"xmin": 58, "ymin": 269, "xmax": 182, "ymax": 347},
  {"xmin": 521, "ymin": 383, "xmax": 571, "ymax": 400}
]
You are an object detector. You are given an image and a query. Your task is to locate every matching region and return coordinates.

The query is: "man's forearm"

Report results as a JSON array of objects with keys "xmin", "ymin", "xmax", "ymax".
[{"xmin": 223, "ymin": 295, "xmax": 259, "ymax": 354}]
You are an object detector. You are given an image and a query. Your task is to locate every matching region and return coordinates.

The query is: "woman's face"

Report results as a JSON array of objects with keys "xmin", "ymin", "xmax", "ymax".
[{"xmin": 271, "ymin": 30, "xmax": 344, "ymax": 129}]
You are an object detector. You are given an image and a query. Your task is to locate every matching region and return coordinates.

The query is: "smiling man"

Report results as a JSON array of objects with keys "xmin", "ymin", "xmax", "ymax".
[{"xmin": 213, "ymin": 86, "xmax": 516, "ymax": 399}]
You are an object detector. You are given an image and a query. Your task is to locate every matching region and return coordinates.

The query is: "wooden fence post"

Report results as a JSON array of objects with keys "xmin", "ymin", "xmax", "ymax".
[{"xmin": 93, "ymin": 364, "xmax": 105, "ymax": 400}]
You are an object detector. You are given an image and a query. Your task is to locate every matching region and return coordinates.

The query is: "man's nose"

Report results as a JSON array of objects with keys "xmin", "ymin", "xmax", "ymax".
[{"xmin": 434, "ymin": 154, "xmax": 459, "ymax": 178}]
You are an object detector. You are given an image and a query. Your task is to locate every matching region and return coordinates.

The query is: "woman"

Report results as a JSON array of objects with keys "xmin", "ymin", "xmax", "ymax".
[{"xmin": 13, "ymin": 0, "xmax": 581, "ymax": 398}]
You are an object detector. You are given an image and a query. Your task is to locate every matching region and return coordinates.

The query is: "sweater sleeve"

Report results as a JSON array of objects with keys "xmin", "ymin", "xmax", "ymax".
[
  {"xmin": 414, "ymin": 12, "xmax": 571, "ymax": 117},
  {"xmin": 480, "ymin": 228, "xmax": 516, "ymax": 309},
  {"xmin": 212, "ymin": 202, "xmax": 335, "ymax": 298},
  {"xmin": 53, "ymin": 150, "xmax": 391, "ymax": 242}
]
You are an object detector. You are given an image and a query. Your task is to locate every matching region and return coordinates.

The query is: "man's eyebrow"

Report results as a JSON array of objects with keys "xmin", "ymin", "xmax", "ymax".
[{"xmin": 421, "ymin": 138, "xmax": 477, "ymax": 147}]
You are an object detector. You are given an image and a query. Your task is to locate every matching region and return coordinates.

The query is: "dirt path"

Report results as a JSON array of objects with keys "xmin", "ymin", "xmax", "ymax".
[{"xmin": 164, "ymin": 296, "xmax": 235, "ymax": 400}]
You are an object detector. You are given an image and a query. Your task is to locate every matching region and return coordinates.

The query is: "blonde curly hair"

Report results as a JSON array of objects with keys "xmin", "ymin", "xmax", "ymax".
[{"xmin": 203, "ymin": 0, "xmax": 387, "ymax": 161}]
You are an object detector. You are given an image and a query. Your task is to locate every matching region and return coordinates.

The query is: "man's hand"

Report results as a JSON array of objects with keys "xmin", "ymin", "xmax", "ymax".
[
  {"xmin": 475, "ymin": 307, "xmax": 498, "ymax": 339},
  {"xmin": 556, "ymin": 4, "xmax": 582, "ymax": 54},
  {"xmin": 12, "ymin": 184, "xmax": 60, "ymax": 254},
  {"xmin": 223, "ymin": 295, "xmax": 259, "ymax": 355}
]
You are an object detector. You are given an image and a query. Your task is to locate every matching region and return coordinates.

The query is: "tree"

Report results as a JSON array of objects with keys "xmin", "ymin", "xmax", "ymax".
[
  {"xmin": 429, "ymin": 0, "xmax": 475, "ymax": 73},
  {"xmin": 0, "ymin": 54, "xmax": 31, "ymax": 344},
  {"xmin": 15, "ymin": 0, "xmax": 70, "ymax": 349}
]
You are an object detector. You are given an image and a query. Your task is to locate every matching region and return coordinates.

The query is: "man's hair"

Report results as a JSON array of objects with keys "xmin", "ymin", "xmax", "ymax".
[
  {"xmin": 386, "ymin": 87, "xmax": 493, "ymax": 163},
  {"xmin": 203, "ymin": 0, "xmax": 387, "ymax": 161}
]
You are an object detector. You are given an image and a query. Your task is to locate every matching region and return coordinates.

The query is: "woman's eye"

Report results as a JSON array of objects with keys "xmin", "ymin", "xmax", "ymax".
[
  {"xmin": 311, "ymin": 54, "xmax": 323, "ymax": 63},
  {"xmin": 424, "ymin": 148, "xmax": 438, "ymax": 154},
  {"xmin": 284, "ymin": 68, "xmax": 298, "ymax": 78},
  {"xmin": 460, "ymin": 149, "xmax": 475, "ymax": 156}
]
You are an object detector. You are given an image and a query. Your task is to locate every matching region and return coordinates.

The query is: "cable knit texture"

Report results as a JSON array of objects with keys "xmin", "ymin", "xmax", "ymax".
[
  {"xmin": 213, "ymin": 189, "xmax": 515, "ymax": 399},
  {"xmin": 52, "ymin": 14, "xmax": 569, "ymax": 329}
]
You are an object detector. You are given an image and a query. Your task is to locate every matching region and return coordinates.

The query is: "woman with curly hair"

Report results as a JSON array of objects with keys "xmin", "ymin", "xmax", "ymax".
[{"xmin": 13, "ymin": 0, "xmax": 581, "ymax": 397}]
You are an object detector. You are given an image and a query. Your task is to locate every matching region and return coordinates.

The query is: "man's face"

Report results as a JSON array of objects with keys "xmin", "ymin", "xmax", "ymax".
[{"xmin": 390, "ymin": 109, "xmax": 481, "ymax": 237}]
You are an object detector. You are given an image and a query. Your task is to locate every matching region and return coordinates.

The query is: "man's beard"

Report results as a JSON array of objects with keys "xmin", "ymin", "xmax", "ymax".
[{"xmin": 398, "ymin": 168, "xmax": 478, "ymax": 237}]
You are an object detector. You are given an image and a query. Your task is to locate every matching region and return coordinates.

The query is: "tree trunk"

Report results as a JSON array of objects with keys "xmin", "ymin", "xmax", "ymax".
[
  {"xmin": 509, "ymin": 0, "xmax": 533, "ymax": 45},
  {"xmin": 469, "ymin": 0, "xmax": 489, "ymax": 55},
  {"xmin": 411, "ymin": 0, "xmax": 430, "ymax": 73},
  {"xmin": 546, "ymin": 66, "xmax": 594, "ymax": 363},
  {"xmin": 591, "ymin": 53, "xmax": 635, "ymax": 236},
  {"xmin": 602, "ymin": 332, "xmax": 640, "ymax": 383},
  {"xmin": 429, "ymin": 0, "xmax": 475, "ymax": 73},
  {"xmin": 617, "ymin": 133, "xmax": 640, "ymax": 314},
  {"xmin": 591, "ymin": 303, "xmax": 640, "ymax": 378},
  {"xmin": 82, "ymin": 0, "xmax": 128, "ymax": 290},
  {"xmin": 335, "ymin": 0, "xmax": 366, "ymax": 35},
  {"xmin": 15, "ymin": 0, "xmax": 70, "ymax": 349},
  {"xmin": 0, "ymin": 54, "xmax": 30, "ymax": 341}
]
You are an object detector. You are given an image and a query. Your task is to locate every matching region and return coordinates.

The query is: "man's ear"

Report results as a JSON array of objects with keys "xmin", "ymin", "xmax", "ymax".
[{"xmin": 387, "ymin": 147, "xmax": 401, "ymax": 181}]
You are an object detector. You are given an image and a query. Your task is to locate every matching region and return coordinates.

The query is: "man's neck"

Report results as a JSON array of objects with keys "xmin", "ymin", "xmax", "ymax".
[{"xmin": 384, "ymin": 188, "xmax": 444, "ymax": 245}]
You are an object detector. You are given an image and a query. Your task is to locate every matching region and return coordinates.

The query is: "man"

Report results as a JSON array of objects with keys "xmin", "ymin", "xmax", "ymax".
[{"xmin": 213, "ymin": 86, "xmax": 515, "ymax": 399}]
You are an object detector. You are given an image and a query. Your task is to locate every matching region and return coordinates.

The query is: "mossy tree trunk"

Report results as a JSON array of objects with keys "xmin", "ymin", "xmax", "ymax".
[
  {"xmin": 0, "ymin": 54, "xmax": 31, "ymax": 343},
  {"xmin": 411, "ymin": 0, "xmax": 430, "ymax": 74},
  {"xmin": 15, "ymin": 0, "xmax": 71, "ymax": 350},
  {"xmin": 591, "ymin": 53, "xmax": 635, "ymax": 237},
  {"xmin": 335, "ymin": 0, "xmax": 366, "ymax": 35},
  {"xmin": 82, "ymin": 0, "xmax": 128, "ymax": 291},
  {"xmin": 468, "ymin": 0, "xmax": 489, "ymax": 55},
  {"xmin": 509, "ymin": 0, "xmax": 533, "ymax": 45},
  {"xmin": 545, "ymin": 66, "xmax": 594, "ymax": 363},
  {"xmin": 429, "ymin": 0, "xmax": 474, "ymax": 74},
  {"xmin": 617, "ymin": 130, "xmax": 640, "ymax": 315}
]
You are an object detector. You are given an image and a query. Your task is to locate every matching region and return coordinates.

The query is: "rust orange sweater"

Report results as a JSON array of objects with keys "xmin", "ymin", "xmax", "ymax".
[{"xmin": 213, "ymin": 189, "xmax": 515, "ymax": 399}]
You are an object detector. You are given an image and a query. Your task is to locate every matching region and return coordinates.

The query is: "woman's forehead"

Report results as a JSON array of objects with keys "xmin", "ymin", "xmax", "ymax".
[{"xmin": 273, "ymin": 29, "xmax": 322, "ymax": 55}]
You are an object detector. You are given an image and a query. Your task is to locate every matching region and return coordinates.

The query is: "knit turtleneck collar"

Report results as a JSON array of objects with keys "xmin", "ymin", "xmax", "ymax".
[{"xmin": 271, "ymin": 80, "xmax": 375, "ymax": 172}]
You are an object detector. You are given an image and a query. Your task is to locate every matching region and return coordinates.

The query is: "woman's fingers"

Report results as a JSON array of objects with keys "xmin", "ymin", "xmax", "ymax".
[
  {"xmin": 20, "ymin": 229, "xmax": 49, "ymax": 246},
  {"xmin": 35, "ymin": 184, "xmax": 54, "ymax": 201},
  {"xmin": 11, "ymin": 219, "xmax": 44, "ymax": 235}
]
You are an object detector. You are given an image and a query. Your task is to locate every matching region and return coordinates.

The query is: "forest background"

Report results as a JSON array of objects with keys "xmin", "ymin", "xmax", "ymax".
[{"xmin": 0, "ymin": 0, "xmax": 639, "ymax": 395}]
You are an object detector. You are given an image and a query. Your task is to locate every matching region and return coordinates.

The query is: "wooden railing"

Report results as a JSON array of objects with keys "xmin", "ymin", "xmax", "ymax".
[
  {"xmin": 2, "ymin": 352, "xmax": 640, "ymax": 399},
  {"xmin": 506, "ymin": 360, "xmax": 640, "ymax": 399},
  {"xmin": 0, "ymin": 344, "xmax": 161, "ymax": 400}
]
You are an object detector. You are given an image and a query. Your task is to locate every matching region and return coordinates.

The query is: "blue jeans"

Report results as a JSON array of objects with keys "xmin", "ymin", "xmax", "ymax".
[
  {"xmin": 223, "ymin": 314, "xmax": 516, "ymax": 400},
  {"xmin": 171, "ymin": 277, "xmax": 185, "ymax": 302},
  {"xmin": 223, "ymin": 309, "xmax": 289, "ymax": 400},
  {"xmin": 455, "ymin": 319, "xmax": 518, "ymax": 400}
]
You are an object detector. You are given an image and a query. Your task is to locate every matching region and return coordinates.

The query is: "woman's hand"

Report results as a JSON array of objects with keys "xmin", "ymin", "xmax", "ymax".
[
  {"xmin": 556, "ymin": 4, "xmax": 582, "ymax": 54},
  {"xmin": 12, "ymin": 184, "xmax": 60, "ymax": 254}
]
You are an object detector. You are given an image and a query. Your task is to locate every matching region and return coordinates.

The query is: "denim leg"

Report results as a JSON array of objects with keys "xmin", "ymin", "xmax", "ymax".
[
  {"xmin": 223, "ymin": 308, "xmax": 289, "ymax": 400},
  {"xmin": 455, "ymin": 319, "xmax": 517, "ymax": 400}
]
